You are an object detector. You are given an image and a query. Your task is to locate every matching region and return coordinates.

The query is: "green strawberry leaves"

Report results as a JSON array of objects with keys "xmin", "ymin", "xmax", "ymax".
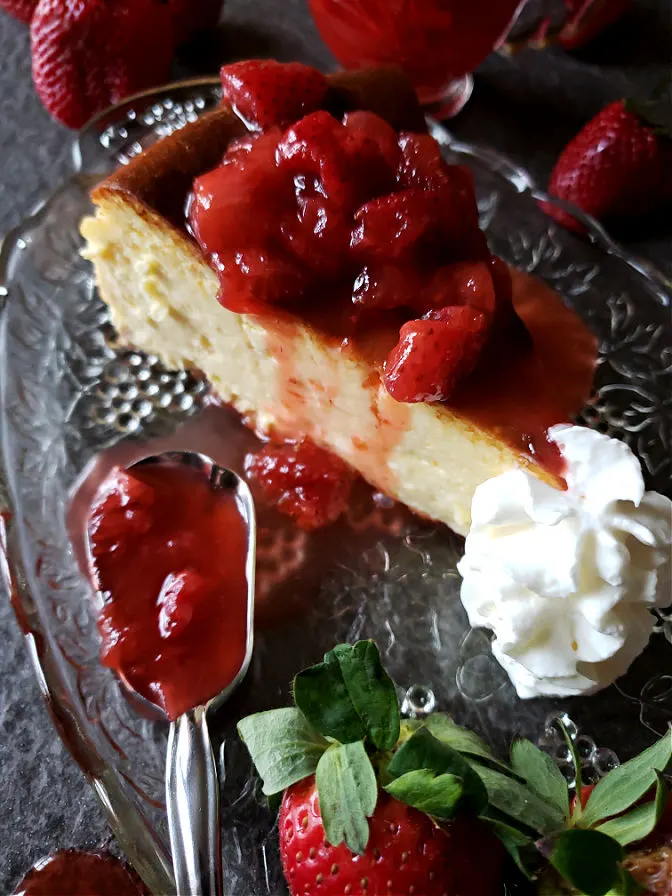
[
  {"xmin": 550, "ymin": 829, "xmax": 623, "ymax": 896},
  {"xmin": 596, "ymin": 771, "xmax": 668, "ymax": 846},
  {"xmin": 580, "ymin": 729, "xmax": 672, "ymax": 826},
  {"xmin": 316, "ymin": 741, "xmax": 378, "ymax": 855},
  {"xmin": 385, "ymin": 770, "xmax": 463, "ymax": 819},
  {"xmin": 511, "ymin": 738, "xmax": 570, "ymax": 819},
  {"xmin": 387, "ymin": 726, "xmax": 488, "ymax": 815},
  {"xmin": 237, "ymin": 707, "xmax": 330, "ymax": 796},
  {"xmin": 238, "ymin": 639, "xmax": 672, "ymax": 895},
  {"xmin": 294, "ymin": 640, "xmax": 400, "ymax": 750}
]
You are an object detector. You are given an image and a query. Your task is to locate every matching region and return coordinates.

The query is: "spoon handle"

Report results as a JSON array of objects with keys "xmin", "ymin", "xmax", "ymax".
[{"xmin": 166, "ymin": 707, "xmax": 223, "ymax": 896}]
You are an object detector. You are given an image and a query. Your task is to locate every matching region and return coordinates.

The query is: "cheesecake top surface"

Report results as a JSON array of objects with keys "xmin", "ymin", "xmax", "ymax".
[{"xmin": 90, "ymin": 62, "xmax": 597, "ymax": 481}]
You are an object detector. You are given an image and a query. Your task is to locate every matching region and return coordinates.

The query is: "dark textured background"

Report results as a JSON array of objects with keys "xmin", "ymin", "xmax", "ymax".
[{"xmin": 0, "ymin": 0, "xmax": 670, "ymax": 891}]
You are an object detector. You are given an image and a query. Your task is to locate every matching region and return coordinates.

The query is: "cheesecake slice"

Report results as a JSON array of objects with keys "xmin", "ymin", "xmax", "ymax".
[{"xmin": 81, "ymin": 66, "xmax": 596, "ymax": 536}]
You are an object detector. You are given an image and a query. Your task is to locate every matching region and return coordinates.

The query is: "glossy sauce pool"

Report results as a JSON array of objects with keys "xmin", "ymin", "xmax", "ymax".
[
  {"xmin": 11, "ymin": 851, "xmax": 149, "ymax": 896},
  {"xmin": 87, "ymin": 462, "xmax": 250, "ymax": 720}
]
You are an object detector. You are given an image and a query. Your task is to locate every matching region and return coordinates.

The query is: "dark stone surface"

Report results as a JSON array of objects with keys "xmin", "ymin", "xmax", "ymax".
[{"xmin": 0, "ymin": 0, "xmax": 670, "ymax": 891}]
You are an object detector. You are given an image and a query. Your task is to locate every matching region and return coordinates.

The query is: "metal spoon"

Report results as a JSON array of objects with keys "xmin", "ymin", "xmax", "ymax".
[{"xmin": 86, "ymin": 451, "xmax": 256, "ymax": 896}]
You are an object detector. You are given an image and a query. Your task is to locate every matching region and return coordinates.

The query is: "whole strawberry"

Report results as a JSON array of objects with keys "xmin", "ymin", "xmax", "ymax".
[
  {"xmin": 546, "ymin": 99, "xmax": 672, "ymax": 232},
  {"xmin": 0, "ymin": 0, "xmax": 37, "ymax": 23},
  {"xmin": 31, "ymin": 0, "xmax": 175, "ymax": 129},
  {"xmin": 239, "ymin": 640, "xmax": 672, "ymax": 896},
  {"xmin": 280, "ymin": 777, "xmax": 499, "ymax": 896}
]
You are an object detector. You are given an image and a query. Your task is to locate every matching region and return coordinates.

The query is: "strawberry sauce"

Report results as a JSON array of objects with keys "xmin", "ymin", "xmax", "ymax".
[
  {"xmin": 87, "ymin": 462, "xmax": 250, "ymax": 720},
  {"xmin": 11, "ymin": 851, "xmax": 149, "ymax": 896}
]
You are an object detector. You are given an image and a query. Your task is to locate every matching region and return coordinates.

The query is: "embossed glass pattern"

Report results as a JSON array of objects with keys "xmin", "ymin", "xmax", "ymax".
[{"xmin": 0, "ymin": 80, "xmax": 670, "ymax": 895}]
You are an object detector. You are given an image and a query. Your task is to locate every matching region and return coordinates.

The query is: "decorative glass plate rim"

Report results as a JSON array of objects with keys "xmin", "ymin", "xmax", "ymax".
[{"xmin": 0, "ymin": 78, "xmax": 671, "ymax": 894}]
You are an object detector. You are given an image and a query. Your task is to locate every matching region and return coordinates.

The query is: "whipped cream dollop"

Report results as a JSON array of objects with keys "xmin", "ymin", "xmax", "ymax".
[{"xmin": 457, "ymin": 425, "xmax": 672, "ymax": 699}]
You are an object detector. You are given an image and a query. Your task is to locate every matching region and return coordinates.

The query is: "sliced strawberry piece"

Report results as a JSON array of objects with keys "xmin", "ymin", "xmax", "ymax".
[
  {"xmin": 276, "ymin": 111, "xmax": 358, "ymax": 211},
  {"xmin": 384, "ymin": 306, "xmax": 489, "ymax": 403},
  {"xmin": 280, "ymin": 195, "xmax": 351, "ymax": 276},
  {"xmin": 220, "ymin": 59, "xmax": 329, "ymax": 132},
  {"xmin": 214, "ymin": 247, "xmax": 311, "ymax": 313},
  {"xmin": 352, "ymin": 262, "xmax": 425, "ymax": 312},
  {"xmin": 156, "ymin": 569, "xmax": 211, "ymax": 640},
  {"xmin": 189, "ymin": 130, "xmax": 285, "ymax": 256},
  {"xmin": 342, "ymin": 110, "xmax": 401, "ymax": 200},
  {"xmin": 245, "ymin": 439, "xmax": 354, "ymax": 530},
  {"xmin": 350, "ymin": 189, "xmax": 437, "ymax": 260},
  {"xmin": 425, "ymin": 261, "xmax": 497, "ymax": 315}
]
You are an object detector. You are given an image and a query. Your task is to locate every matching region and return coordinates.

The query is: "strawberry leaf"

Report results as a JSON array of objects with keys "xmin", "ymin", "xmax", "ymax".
[
  {"xmin": 471, "ymin": 763, "xmax": 566, "ymax": 835},
  {"xmin": 237, "ymin": 707, "xmax": 330, "ymax": 795},
  {"xmin": 384, "ymin": 769, "xmax": 463, "ymax": 819},
  {"xmin": 425, "ymin": 713, "xmax": 517, "ymax": 776},
  {"xmin": 294, "ymin": 641, "xmax": 400, "ymax": 748},
  {"xmin": 581, "ymin": 729, "xmax": 672, "ymax": 827},
  {"xmin": 511, "ymin": 738, "xmax": 570, "ymax": 818},
  {"xmin": 327, "ymin": 641, "xmax": 400, "ymax": 751},
  {"xmin": 482, "ymin": 814, "xmax": 536, "ymax": 879},
  {"xmin": 596, "ymin": 771, "xmax": 668, "ymax": 846},
  {"xmin": 550, "ymin": 829, "xmax": 623, "ymax": 896},
  {"xmin": 315, "ymin": 741, "xmax": 378, "ymax": 855},
  {"xmin": 293, "ymin": 655, "xmax": 367, "ymax": 744},
  {"xmin": 388, "ymin": 727, "xmax": 488, "ymax": 814}
]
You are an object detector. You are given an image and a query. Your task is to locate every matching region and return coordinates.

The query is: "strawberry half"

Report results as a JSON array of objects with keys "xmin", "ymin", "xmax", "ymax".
[
  {"xmin": 238, "ymin": 640, "xmax": 672, "ymax": 896},
  {"xmin": 30, "ymin": 0, "xmax": 175, "ymax": 129},
  {"xmin": 220, "ymin": 59, "xmax": 329, "ymax": 132},
  {"xmin": 545, "ymin": 99, "xmax": 672, "ymax": 232}
]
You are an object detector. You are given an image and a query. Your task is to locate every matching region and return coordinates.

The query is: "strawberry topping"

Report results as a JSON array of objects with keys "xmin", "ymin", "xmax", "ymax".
[
  {"xmin": 220, "ymin": 59, "xmax": 329, "ymax": 132},
  {"xmin": 384, "ymin": 306, "xmax": 489, "ymax": 403},
  {"xmin": 191, "ymin": 64, "xmax": 521, "ymax": 404},
  {"xmin": 245, "ymin": 439, "xmax": 354, "ymax": 530}
]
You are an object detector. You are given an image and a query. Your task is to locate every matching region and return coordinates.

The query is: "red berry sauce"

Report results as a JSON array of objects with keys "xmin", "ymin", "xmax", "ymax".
[
  {"xmin": 11, "ymin": 850, "xmax": 149, "ymax": 896},
  {"xmin": 188, "ymin": 106, "xmax": 514, "ymax": 406},
  {"xmin": 87, "ymin": 462, "xmax": 250, "ymax": 720},
  {"xmin": 245, "ymin": 439, "xmax": 354, "ymax": 530},
  {"xmin": 184, "ymin": 62, "xmax": 598, "ymax": 482}
]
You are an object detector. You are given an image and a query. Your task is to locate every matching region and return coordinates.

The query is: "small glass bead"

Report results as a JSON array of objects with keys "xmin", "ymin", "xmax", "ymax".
[
  {"xmin": 157, "ymin": 392, "xmax": 172, "ymax": 409},
  {"xmin": 171, "ymin": 393, "xmax": 194, "ymax": 412},
  {"xmin": 135, "ymin": 367, "xmax": 152, "ymax": 382},
  {"xmin": 401, "ymin": 685, "xmax": 437, "ymax": 719},
  {"xmin": 575, "ymin": 735, "xmax": 596, "ymax": 764},
  {"xmin": 96, "ymin": 382, "xmax": 119, "ymax": 400},
  {"xmin": 104, "ymin": 362, "xmax": 131, "ymax": 384},
  {"xmin": 93, "ymin": 407, "xmax": 117, "ymax": 426},
  {"xmin": 593, "ymin": 748, "xmax": 620, "ymax": 777},
  {"xmin": 111, "ymin": 397, "xmax": 131, "ymax": 413},
  {"xmin": 115, "ymin": 413, "xmax": 140, "ymax": 434},
  {"xmin": 582, "ymin": 766, "xmax": 601, "ymax": 785},
  {"xmin": 554, "ymin": 743, "xmax": 571, "ymax": 764},
  {"xmin": 140, "ymin": 381, "xmax": 160, "ymax": 397},
  {"xmin": 131, "ymin": 398, "xmax": 153, "ymax": 419},
  {"xmin": 544, "ymin": 713, "xmax": 578, "ymax": 742},
  {"xmin": 117, "ymin": 381, "xmax": 138, "ymax": 400}
]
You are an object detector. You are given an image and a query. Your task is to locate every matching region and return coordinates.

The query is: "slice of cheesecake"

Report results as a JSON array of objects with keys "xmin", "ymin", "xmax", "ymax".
[{"xmin": 81, "ymin": 67, "xmax": 596, "ymax": 536}]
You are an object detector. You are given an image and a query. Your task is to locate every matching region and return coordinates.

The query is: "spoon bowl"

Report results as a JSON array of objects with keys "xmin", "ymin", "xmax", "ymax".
[{"xmin": 86, "ymin": 451, "xmax": 256, "ymax": 896}]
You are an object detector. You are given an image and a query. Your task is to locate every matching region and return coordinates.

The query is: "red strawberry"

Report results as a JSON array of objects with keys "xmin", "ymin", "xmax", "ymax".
[
  {"xmin": 0, "ymin": 0, "xmax": 37, "ymax": 24},
  {"xmin": 169, "ymin": 0, "xmax": 223, "ymax": 45},
  {"xmin": 559, "ymin": 0, "xmax": 630, "ymax": 49},
  {"xmin": 546, "ymin": 100, "xmax": 672, "ymax": 232},
  {"xmin": 384, "ymin": 306, "xmax": 489, "ymax": 403},
  {"xmin": 280, "ymin": 777, "xmax": 501, "ymax": 896},
  {"xmin": 220, "ymin": 59, "xmax": 329, "ymax": 132},
  {"xmin": 245, "ymin": 439, "xmax": 354, "ymax": 530},
  {"xmin": 30, "ymin": 0, "xmax": 175, "ymax": 129}
]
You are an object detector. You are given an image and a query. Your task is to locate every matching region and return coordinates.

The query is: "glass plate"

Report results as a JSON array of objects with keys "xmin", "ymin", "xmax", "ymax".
[{"xmin": 1, "ymin": 79, "xmax": 671, "ymax": 896}]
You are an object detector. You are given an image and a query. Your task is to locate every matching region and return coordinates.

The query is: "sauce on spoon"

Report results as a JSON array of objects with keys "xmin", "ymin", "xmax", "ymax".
[{"xmin": 87, "ymin": 461, "xmax": 250, "ymax": 720}]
